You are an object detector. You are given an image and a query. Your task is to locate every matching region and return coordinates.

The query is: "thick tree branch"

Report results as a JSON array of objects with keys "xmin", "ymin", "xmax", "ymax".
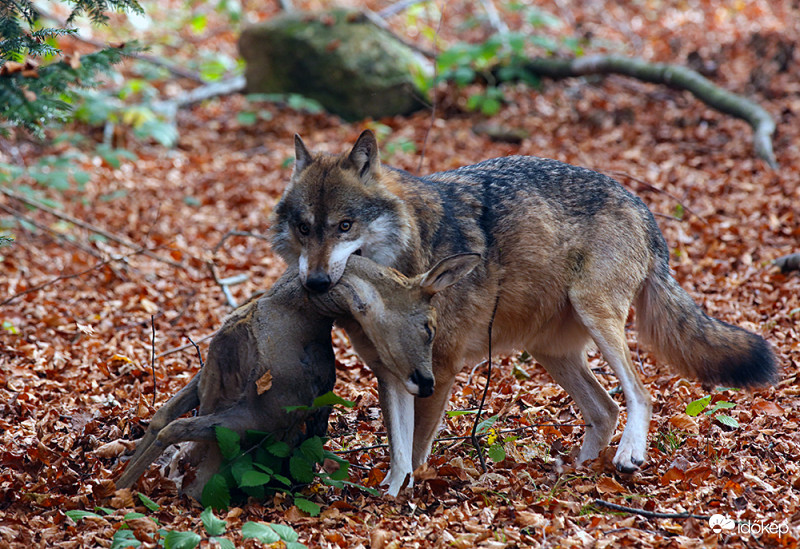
[{"xmin": 523, "ymin": 55, "xmax": 778, "ymax": 169}]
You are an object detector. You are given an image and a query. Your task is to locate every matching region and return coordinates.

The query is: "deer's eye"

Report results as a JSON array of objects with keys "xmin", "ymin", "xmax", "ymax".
[
  {"xmin": 424, "ymin": 322, "xmax": 435, "ymax": 344},
  {"xmin": 298, "ymin": 223, "xmax": 310, "ymax": 236},
  {"xmin": 339, "ymin": 220, "xmax": 352, "ymax": 232}
]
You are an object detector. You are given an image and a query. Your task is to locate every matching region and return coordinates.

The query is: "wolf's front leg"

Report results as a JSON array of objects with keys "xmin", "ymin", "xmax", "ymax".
[{"xmin": 377, "ymin": 373, "xmax": 415, "ymax": 496}]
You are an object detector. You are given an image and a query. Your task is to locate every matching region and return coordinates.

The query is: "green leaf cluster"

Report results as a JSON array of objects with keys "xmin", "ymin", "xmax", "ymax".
[
  {"xmin": 199, "ymin": 392, "xmax": 375, "ymax": 515},
  {"xmin": 201, "ymin": 425, "xmax": 373, "ymax": 517},
  {"xmin": 66, "ymin": 494, "xmax": 307, "ymax": 549},
  {"xmin": 686, "ymin": 393, "xmax": 740, "ymax": 428},
  {"xmin": 431, "ymin": 5, "xmax": 587, "ymax": 117}
]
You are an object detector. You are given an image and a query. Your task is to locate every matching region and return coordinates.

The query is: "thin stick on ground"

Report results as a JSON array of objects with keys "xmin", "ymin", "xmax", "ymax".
[
  {"xmin": 471, "ymin": 293, "xmax": 501, "ymax": 472},
  {"xmin": 150, "ymin": 316, "xmax": 157, "ymax": 407},
  {"xmin": 416, "ymin": 3, "xmax": 445, "ymax": 174},
  {"xmin": 594, "ymin": 499, "xmax": 711, "ymax": 521},
  {"xmin": 155, "ymin": 332, "xmax": 216, "ymax": 360},
  {"xmin": 208, "ymin": 230, "xmax": 272, "ymax": 308},
  {"xmin": 1, "ymin": 188, "xmax": 188, "ymax": 270},
  {"xmin": 187, "ymin": 335, "xmax": 206, "ymax": 369},
  {"xmin": 0, "ymin": 202, "xmax": 106, "ymax": 261},
  {"xmin": 0, "ymin": 248, "xmax": 147, "ymax": 307},
  {"xmin": 610, "ymin": 171, "xmax": 708, "ymax": 225}
]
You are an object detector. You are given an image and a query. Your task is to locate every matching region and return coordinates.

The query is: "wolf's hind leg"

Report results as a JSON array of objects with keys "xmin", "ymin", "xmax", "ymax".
[
  {"xmin": 533, "ymin": 350, "xmax": 619, "ymax": 464},
  {"xmin": 571, "ymin": 302, "xmax": 652, "ymax": 472}
]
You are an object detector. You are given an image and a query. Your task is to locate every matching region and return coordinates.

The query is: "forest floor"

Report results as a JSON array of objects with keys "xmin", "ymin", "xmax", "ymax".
[{"xmin": 1, "ymin": 0, "xmax": 799, "ymax": 547}]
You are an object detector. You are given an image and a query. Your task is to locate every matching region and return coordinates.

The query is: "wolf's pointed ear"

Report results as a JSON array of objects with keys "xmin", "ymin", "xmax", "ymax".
[
  {"xmin": 418, "ymin": 253, "xmax": 481, "ymax": 295},
  {"xmin": 348, "ymin": 129, "xmax": 381, "ymax": 183},
  {"xmin": 294, "ymin": 134, "xmax": 313, "ymax": 176}
]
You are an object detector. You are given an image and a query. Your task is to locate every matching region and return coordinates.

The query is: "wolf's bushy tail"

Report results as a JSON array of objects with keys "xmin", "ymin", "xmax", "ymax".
[{"xmin": 634, "ymin": 265, "xmax": 777, "ymax": 387}]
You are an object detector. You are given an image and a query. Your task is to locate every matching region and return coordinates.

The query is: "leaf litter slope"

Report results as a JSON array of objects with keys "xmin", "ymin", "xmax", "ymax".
[{"xmin": 1, "ymin": 0, "xmax": 799, "ymax": 547}]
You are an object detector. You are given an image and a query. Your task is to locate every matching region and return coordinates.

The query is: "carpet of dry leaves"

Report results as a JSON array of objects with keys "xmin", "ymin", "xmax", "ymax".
[{"xmin": 1, "ymin": 0, "xmax": 799, "ymax": 547}]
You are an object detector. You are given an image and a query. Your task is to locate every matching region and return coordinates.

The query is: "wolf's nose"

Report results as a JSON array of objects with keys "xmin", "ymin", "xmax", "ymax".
[
  {"xmin": 410, "ymin": 369, "xmax": 434, "ymax": 398},
  {"xmin": 305, "ymin": 272, "xmax": 331, "ymax": 293}
]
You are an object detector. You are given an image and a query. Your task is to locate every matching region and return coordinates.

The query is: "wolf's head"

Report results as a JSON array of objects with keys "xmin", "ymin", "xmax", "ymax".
[{"xmin": 271, "ymin": 130, "xmax": 411, "ymax": 292}]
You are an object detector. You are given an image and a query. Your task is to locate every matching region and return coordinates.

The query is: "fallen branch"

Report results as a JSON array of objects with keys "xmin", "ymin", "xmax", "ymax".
[
  {"xmin": 523, "ymin": 55, "xmax": 778, "ymax": 169},
  {"xmin": 774, "ymin": 253, "xmax": 800, "ymax": 273},
  {"xmin": 594, "ymin": 499, "xmax": 710, "ymax": 521},
  {"xmin": 0, "ymin": 247, "xmax": 146, "ymax": 307},
  {"xmin": 151, "ymin": 76, "xmax": 246, "ymax": 121},
  {"xmin": 207, "ymin": 230, "xmax": 271, "ymax": 308},
  {"xmin": 1, "ymin": 187, "xmax": 187, "ymax": 271},
  {"xmin": 0, "ymin": 201, "xmax": 106, "ymax": 261}
]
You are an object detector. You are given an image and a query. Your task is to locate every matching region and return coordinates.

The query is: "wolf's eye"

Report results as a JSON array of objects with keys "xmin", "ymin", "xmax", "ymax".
[
  {"xmin": 298, "ymin": 223, "xmax": 310, "ymax": 236},
  {"xmin": 339, "ymin": 220, "xmax": 352, "ymax": 232}
]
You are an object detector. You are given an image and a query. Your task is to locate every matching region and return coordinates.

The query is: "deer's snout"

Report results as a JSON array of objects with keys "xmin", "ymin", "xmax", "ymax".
[
  {"xmin": 408, "ymin": 369, "xmax": 434, "ymax": 398},
  {"xmin": 305, "ymin": 271, "xmax": 332, "ymax": 293}
]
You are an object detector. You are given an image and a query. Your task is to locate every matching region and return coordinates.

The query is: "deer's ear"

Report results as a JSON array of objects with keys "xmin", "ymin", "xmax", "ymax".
[
  {"xmin": 418, "ymin": 253, "xmax": 481, "ymax": 295},
  {"xmin": 294, "ymin": 134, "xmax": 313, "ymax": 176},
  {"xmin": 347, "ymin": 129, "xmax": 381, "ymax": 183}
]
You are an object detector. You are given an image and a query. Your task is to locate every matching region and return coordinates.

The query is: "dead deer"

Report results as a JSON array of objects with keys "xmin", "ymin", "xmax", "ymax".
[{"xmin": 115, "ymin": 253, "xmax": 479, "ymax": 497}]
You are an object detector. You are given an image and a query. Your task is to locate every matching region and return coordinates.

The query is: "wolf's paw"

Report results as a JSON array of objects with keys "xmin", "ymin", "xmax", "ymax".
[
  {"xmin": 612, "ymin": 442, "xmax": 645, "ymax": 473},
  {"xmin": 382, "ymin": 468, "xmax": 413, "ymax": 497}
]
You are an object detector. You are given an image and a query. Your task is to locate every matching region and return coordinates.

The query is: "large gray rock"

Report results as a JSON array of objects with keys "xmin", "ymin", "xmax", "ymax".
[{"xmin": 238, "ymin": 10, "xmax": 429, "ymax": 120}]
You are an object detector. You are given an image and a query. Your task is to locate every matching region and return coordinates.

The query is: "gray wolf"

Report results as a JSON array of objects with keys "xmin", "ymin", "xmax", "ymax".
[{"xmin": 271, "ymin": 130, "xmax": 777, "ymax": 495}]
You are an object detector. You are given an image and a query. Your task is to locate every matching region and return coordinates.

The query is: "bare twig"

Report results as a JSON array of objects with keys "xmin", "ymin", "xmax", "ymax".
[
  {"xmin": 361, "ymin": 10, "xmax": 436, "ymax": 60},
  {"xmin": 609, "ymin": 171, "xmax": 708, "ymax": 226},
  {"xmin": 334, "ymin": 442, "xmax": 389, "ymax": 454},
  {"xmin": 187, "ymin": 336, "xmax": 206, "ymax": 369},
  {"xmin": 333, "ymin": 422, "xmax": 585, "ymax": 454},
  {"xmin": 377, "ymin": 0, "xmax": 431, "ymax": 18},
  {"xmin": 1, "ymin": 188, "xmax": 188, "ymax": 270},
  {"xmin": 478, "ymin": 0, "xmax": 509, "ymax": 35},
  {"xmin": 150, "ymin": 316, "xmax": 157, "ymax": 407},
  {"xmin": 207, "ymin": 230, "xmax": 271, "ymax": 308},
  {"xmin": 0, "ymin": 201, "xmax": 105, "ymax": 261},
  {"xmin": 0, "ymin": 248, "xmax": 145, "ymax": 307},
  {"xmin": 471, "ymin": 293, "xmax": 501, "ymax": 472},
  {"xmin": 211, "ymin": 230, "xmax": 271, "ymax": 255},
  {"xmin": 594, "ymin": 499, "xmax": 711, "ymax": 521},
  {"xmin": 154, "ymin": 332, "xmax": 215, "ymax": 360},
  {"xmin": 416, "ymin": 3, "xmax": 445, "ymax": 173}
]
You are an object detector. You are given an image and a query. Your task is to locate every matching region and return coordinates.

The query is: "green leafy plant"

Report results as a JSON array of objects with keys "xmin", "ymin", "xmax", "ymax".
[
  {"xmin": 66, "ymin": 493, "xmax": 307, "ymax": 549},
  {"xmin": 686, "ymin": 392, "xmax": 739, "ymax": 428},
  {"xmin": 201, "ymin": 391, "xmax": 378, "ymax": 515},
  {"xmin": 430, "ymin": 6, "xmax": 591, "ymax": 117},
  {"xmin": 236, "ymin": 93, "xmax": 324, "ymax": 127},
  {"xmin": 655, "ymin": 428, "xmax": 685, "ymax": 454}
]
